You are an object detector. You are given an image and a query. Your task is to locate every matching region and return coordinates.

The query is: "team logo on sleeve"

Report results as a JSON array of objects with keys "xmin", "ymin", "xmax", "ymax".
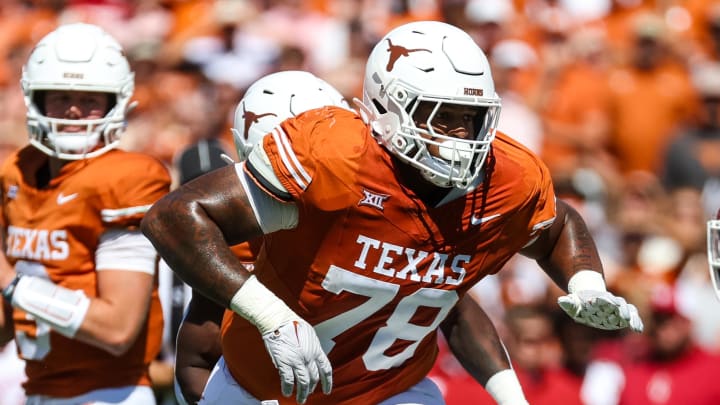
[{"xmin": 359, "ymin": 188, "xmax": 390, "ymax": 211}]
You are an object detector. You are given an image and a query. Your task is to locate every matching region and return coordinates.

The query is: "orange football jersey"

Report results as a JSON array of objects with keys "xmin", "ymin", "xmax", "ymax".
[
  {"xmin": 230, "ymin": 240, "xmax": 261, "ymax": 265},
  {"xmin": 221, "ymin": 107, "xmax": 556, "ymax": 404},
  {"xmin": 0, "ymin": 146, "xmax": 170, "ymax": 397}
]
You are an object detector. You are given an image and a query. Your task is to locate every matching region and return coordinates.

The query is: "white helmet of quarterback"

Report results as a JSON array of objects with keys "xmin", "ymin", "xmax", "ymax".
[
  {"xmin": 232, "ymin": 70, "xmax": 350, "ymax": 162},
  {"xmin": 21, "ymin": 23, "xmax": 135, "ymax": 160},
  {"xmin": 361, "ymin": 20, "xmax": 502, "ymax": 188}
]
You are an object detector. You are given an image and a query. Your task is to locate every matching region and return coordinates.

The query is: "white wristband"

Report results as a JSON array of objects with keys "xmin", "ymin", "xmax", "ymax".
[
  {"xmin": 229, "ymin": 275, "xmax": 298, "ymax": 335},
  {"xmin": 485, "ymin": 369, "xmax": 529, "ymax": 405},
  {"xmin": 11, "ymin": 276, "xmax": 90, "ymax": 338},
  {"xmin": 568, "ymin": 270, "xmax": 607, "ymax": 294}
]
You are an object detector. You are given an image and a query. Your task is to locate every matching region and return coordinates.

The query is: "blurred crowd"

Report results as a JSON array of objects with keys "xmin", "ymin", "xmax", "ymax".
[{"xmin": 2, "ymin": 0, "xmax": 720, "ymax": 404}]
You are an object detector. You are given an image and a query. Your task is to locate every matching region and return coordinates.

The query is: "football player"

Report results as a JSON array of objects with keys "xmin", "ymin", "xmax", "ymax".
[
  {"xmin": 142, "ymin": 21, "xmax": 643, "ymax": 405},
  {"xmin": 174, "ymin": 70, "xmax": 531, "ymax": 405},
  {"xmin": 173, "ymin": 70, "xmax": 351, "ymax": 404},
  {"xmin": 0, "ymin": 23, "xmax": 169, "ymax": 404}
]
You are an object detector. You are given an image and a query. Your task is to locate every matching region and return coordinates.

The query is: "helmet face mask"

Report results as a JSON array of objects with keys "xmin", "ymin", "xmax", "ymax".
[
  {"xmin": 232, "ymin": 70, "xmax": 350, "ymax": 161},
  {"xmin": 362, "ymin": 21, "xmax": 502, "ymax": 188},
  {"xmin": 22, "ymin": 23, "xmax": 134, "ymax": 160},
  {"xmin": 398, "ymin": 95, "xmax": 500, "ymax": 188}
]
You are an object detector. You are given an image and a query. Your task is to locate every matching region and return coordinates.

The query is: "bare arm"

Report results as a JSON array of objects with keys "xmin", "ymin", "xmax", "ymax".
[
  {"xmin": 141, "ymin": 165, "xmax": 262, "ymax": 307},
  {"xmin": 521, "ymin": 198, "xmax": 603, "ymax": 290},
  {"xmin": 522, "ymin": 198, "xmax": 643, "ymax": 332},
  {"xmin": 440, "ymin": 295, "xmax": 528, "ymax": 404},
  {"xmin": 440, "ymin": 294, "xmax": 510, "ymax": 385},
  {"xmin": 73, "ymin": 270, "xmax": 155, "ymax": 356},
  {"xmin": 175, "ymin": 290, "xmax": 224, "ymax": 404},
  {"xmin": 142, "ymin": 165, "xmax": 333, "ymax": 404}
]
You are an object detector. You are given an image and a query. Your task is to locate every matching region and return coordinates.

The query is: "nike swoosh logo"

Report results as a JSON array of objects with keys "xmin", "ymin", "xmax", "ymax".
[
  {"xmin": 57, "ymin": 192, "xmax": 78, "ymax": 205},
  {"xmin": 470, "ymin": 213, "xmax": 501, "ymax": 226}
]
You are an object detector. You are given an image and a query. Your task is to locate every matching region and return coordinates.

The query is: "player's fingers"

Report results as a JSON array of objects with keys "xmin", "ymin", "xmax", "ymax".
[
  {"xmin": 306, "ymin": 359, "xmax": 320, "ymax": 395},
  {"xmin": 294, "ymin": 363, "xmax": 311, "ymax": 404},
  {"xmin": 557, "ymin": 294, "xmax": 581, "ymax": 317},
  {"xmin": 277, "ymin": 364, "xmax": 295, "ymax": 398},
  {"xmin": 628, "ymin": 305, "xmax": 644, "ymax": 332},
  {"xmin": 318, "ymin": 355, "xmax": 333, "ymax": 394}
]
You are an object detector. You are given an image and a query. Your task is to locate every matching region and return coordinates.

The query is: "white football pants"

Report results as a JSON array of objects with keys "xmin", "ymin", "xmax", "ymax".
[{"xmin": 198, "ymin": 356, "xmax": 446, "ymax": 405}]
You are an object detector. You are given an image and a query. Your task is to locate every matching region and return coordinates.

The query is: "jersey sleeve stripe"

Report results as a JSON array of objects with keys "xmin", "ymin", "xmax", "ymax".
[
  {"xmin": 531, "ymin": 217, "xmax": 555, "ymax": 231},
  {"xmin": 101, "ymin": 204, "xmax": 153, "ymax": 222},
  {"xmin": 272, "ymin": 127, "xmax": 312, "ymax": 190}
]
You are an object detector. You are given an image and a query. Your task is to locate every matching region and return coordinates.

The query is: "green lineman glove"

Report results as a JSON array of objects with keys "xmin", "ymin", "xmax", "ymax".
[{"xmin": 558, "ymin": 270, "xmax": 644, "ymax": 332}]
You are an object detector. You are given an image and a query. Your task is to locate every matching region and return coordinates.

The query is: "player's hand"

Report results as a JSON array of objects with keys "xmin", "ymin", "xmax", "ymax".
[
  {"xmin": 558, "ymin": 290, "xmax": 644, "ymax": 332},
  {"xmin": 262, "ymin": 319, "xmax": 332, "ymax": 404}
]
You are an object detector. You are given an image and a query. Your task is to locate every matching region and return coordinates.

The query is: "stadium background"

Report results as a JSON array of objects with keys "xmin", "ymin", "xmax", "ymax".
[{"xmin": 2, "ymin": 0, "xmax": 720, "ymax": 404}]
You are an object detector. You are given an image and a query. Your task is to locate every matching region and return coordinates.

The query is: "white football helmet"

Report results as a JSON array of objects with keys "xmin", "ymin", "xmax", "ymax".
[
  {"xmin": 232, "ymin": 70, "xmax": 350, "ymax": 161},
  {"xmin": 361, "ymin": 21, "xmax": 501, "ymax": 188},
  {"xmin": 21, "ymin": 23, "xmax": 135, "ymax": 160},
  {"xmin": 708, "ymin": 215, "xmax": 720, "ymax": 300}
]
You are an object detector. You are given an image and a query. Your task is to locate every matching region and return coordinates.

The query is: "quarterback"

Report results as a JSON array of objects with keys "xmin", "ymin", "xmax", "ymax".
[
  {"xmin": 0, "ymin": 23, "xmax": 168, "ymax": 404},
  {"xmin": 143, "ymin": 21, "xmax": 643, "ymax": 405}
]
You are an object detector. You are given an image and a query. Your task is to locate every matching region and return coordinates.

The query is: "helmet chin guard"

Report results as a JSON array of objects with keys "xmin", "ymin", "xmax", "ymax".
[{"xmin": 361, "ymin": 21, "xmax": 501, "ymax": 189}]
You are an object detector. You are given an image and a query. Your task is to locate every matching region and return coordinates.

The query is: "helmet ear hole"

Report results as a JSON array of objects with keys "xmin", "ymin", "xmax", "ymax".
[
  {"xmin": 394, "ymin": 89, "xmax": 408, "ymax": 104},
  {"xmin": 371, "ymin": 98, "xmax": 387, "ymax": 115}
]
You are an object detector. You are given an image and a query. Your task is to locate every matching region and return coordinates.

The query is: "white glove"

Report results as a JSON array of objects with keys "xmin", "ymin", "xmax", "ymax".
[
  {"xmin": 558, "ymin": 271, "xmax": 644, "ymax": 333},
  {"xmin": 229, "ymin": 276, "xmax": 333, "ymax": 404},
  {"xmin": 263, "ymin": 319, "xmax": 333, "ymax": 404}
]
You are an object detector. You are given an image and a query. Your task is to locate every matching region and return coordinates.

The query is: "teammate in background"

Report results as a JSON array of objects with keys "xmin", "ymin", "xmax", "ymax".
[
  {"xmin": 142, "ymin": 21, "xmax": 643, "ymax": 405},
  {"xmin": 0, "ymin": 23, "xmax": 169, "ymax": 404},
  {"xmin": 173, "ymin": 70, "xmax": 351, "ymax": 404}
]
